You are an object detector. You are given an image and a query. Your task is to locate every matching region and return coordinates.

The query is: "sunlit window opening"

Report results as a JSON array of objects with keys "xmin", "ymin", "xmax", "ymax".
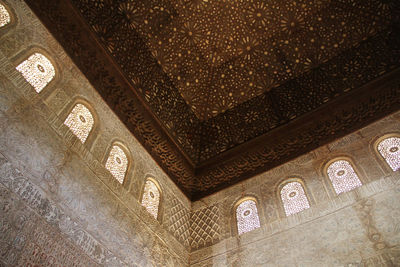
[
  {"xmin": 378, "ymin": 137, "xmax": 400, "ymax": 171},
  {"xmin": 327, "ymin": 160, "xmax": 362, "ymax": 194},
  {"xmin": 280, "ymin": 181, "xmax": 310, "ymax": 216},
  {"xmin": 141, "ymin": 179, "xmax": 160, "ymax": 219},
  {"xmin": 64, "ymin": 104, "xmax": 94, "ymax": 143},
  {"xmin": 0, "ymin": 4, "xmax": 10, "ymax": 28},
  {"xmin": 105, "ymin": 145, "xmax": 128, "ymax": 183},
  {"xmin": 16, "ymin": 53, "xmax": 55, "ymax": 93},
  {"xmin": 236, "ymin": 199, "xmax": 261, "ymax": 235}
]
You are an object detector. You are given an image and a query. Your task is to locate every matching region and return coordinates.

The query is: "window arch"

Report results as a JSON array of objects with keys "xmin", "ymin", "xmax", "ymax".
[
  {"xmin": 327, "ymin": 160, "xmax": 362, "ymax": 195},
  {"xmin": 63, "ymin": 103, "xmax": 94, "ymax": 143},
  {"xmin": 377, "ymin": 136, "xmax": 400, "ymax": 171},
  {"xmin": 141, "ymin": 179, "xmax": 161, "ymax": 220},
  {"xmin": 16, "ymin": 53, "xmax": 55, "ymax": 93},
  {"xmin": 280, "ymin": 181, "xmax": 310, "ymax": 216},
  {"xmin": 235, "ymin": 198, "xmax": 261, "ymax": 235},
  {"xmin": 105, "ymin": 144, "xmax": 129, "ymax": 184},
  {"xmin": 0, "ymin": 3, "xmax": 10, "ymax": 28}
]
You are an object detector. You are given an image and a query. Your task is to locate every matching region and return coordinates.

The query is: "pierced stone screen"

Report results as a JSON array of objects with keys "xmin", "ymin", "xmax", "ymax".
[
  {"xmin": 327, "ymin": 160, "xmax": 362, "ymax": 195},
  {"xmin": 105, "ymin": 145, "xmax": 128, "ymax": 183},
  {"xmin": 16, "ymin": 53, "xmax": 55, "ymax": 93},
  {"xmin": 236, "ymin": 200, "xmax": 260, "ymax": 235},
  {"xmin": 378, "ymin": 137, "xmax": 400, "ymax": 171},
  {"xmin": 141, "ymin": 180, "xmax": 160, "ymax": 220},
  {"xmin": 64, "ymin": 104, "xmax": 94, "ymax": 143},
  {"xmin": 0, "ymin": 4, "xmax": 10, "ymax": 28},
  {"xmin": 280, "ymin": 181, "xmax": 310, "ymax": 216}
]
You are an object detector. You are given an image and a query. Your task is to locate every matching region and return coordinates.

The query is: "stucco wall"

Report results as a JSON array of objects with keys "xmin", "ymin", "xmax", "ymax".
[
  {"xmin": 0, "ymin": 1, "xmax": 400, "ymax": 266},
  {"xmin": 0, "ymin": 1, "xmax": 190, "ymax": 266},
  {"xmin": 190, "ymin": 111, "xmax": 400, "ymax": 266}
]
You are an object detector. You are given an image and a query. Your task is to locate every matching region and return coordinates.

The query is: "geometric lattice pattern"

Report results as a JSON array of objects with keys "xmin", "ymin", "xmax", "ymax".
[
  {"xmin": 63, "ymin": 104, "xmax": 94, "ymax": 143},
  {"xmin": 168, "ymin": 198, "xmax": 190, "ymax": 248},
  {"xmin": 280, "ymin": 181, "xmax": 310, "ymax": 216},
  {"xmin": 327, "ymin": 160, "xmax": 362, "ymax": 195},
  {"xmin": 378, "ymin": 137, "xmax": 400, "ymax": 171},
  {"xmin": 72, "ymin": 0, "xmax": 396, "ymax": 120},
  {"xmin": 236, "ymin": 199, "xmax": 260, "ymax": 235},
  {"xmin": 141, "ymin": 179, "xmax": 160, "ymax": 220},
  {"xmin": 16, "ymin": 53, "xmax": 55, "ymax": 93},
  {"xmin": 190, "ymin": 205, "xmax": 221, "ymax": 250},
  {"xmin": 0, "ymin": 4, "xmax": 10, "ymax": 28},
  {"xmin": 105, "ymin": 145, "xmax": 128, "ymax": 184}
]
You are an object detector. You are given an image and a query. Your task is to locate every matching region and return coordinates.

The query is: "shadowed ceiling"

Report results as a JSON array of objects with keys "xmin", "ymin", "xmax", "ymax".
[
  {"xmin": 77, "ymin": 0, "xmax": 394, "ymax": 120},
  {"xmin": 25, "ymin": 0, "xmax": 400, "ymax": 200}
]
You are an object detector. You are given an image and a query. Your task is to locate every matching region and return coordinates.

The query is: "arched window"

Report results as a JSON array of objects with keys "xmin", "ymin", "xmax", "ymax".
[
  {"xmin": 63, "ymin": 104, "xmax": 94, "ymax": 143},
  {"xmin": 377, "ymin": 137, "xmax": 400, "ymax": 171},
  {"xmin": 105, "ymin": 144, "xmax": 128, "ymax": 184},
  {"xmin": 235, "ymin": 199, "xmax": 260, "ymax": 235},
  {"xmin": 141, "ymin": 179, "xmax": 160, "ymax": 219},
  {"xmin": 327, "ymin": 160, "xmax": 362, "ymax": 195},
  {"xmin": 16, "ymin": 53, "xmax": 55, "ymax": 93},
  {"xmin": 0, "ymin": 4, "xmax": 10, "ymax": 28},
  {"xmin": 280, "ymin": 181, "xmax": 310, "ymax": 216}
]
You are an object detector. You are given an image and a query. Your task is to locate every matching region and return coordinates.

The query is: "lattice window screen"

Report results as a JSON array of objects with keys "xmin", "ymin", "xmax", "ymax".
[
  {"xmin": 64, "ymin": 104, "xmax": 94, "ymax": 143},
  {"xmin": 105, "ymin": 145, "xmax": 128, "ymax": 183},
  {"xmin": 280, "ymin": 181, "xmax": 310, "ymax": 216},
  {"xmin": 236, "ymin": 199, "xmax": 260, "ymax": 235},
  {"xmin": 16, "ymin": 53, "xmax": 55, "ymax": 93},
  {"xmin": 327, "ymin": 160, "xmax": 362, "ymax": 194},
  {"xmin": 142, "ymin": 179, "xmax": 160, "ymax": 219},
  {"xmin": 378, "ymin": 137, "xmax": 400, "ymax": 171}
]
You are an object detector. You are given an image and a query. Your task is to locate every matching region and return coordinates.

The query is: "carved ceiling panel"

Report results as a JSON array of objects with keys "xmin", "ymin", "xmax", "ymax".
[
  {"xmin": 25, "ymin": 0, "xmax": 400, "ymax": 199},
  {"xmin": 73, "ymin": 0, "xmax": 394, "ymax": 120}
]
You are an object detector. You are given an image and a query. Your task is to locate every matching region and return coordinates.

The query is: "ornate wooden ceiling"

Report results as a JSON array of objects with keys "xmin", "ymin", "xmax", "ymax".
[{"xmin": 25, "ymin": 0, "xmax": 400, "ymax": 200}]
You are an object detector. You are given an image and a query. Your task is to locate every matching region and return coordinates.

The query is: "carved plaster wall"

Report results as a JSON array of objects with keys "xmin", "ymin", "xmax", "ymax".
[
  {"xmin": 0, "ymin": 1, "xmax": 400, "ymax": 266},
  {"xmin": 190, "ymin": 111, "xmax": 400, "ymax": 266},
  {"xmin": 0, "ymin": 0, "xmax": 190, "ymax": 266}
]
